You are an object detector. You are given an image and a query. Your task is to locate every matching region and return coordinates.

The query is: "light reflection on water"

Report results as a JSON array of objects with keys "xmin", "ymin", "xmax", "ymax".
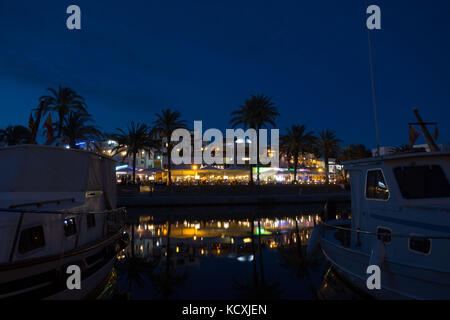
[{"xmin": 114, "ymin": 214, "xmax": 330, "ymax": 300}]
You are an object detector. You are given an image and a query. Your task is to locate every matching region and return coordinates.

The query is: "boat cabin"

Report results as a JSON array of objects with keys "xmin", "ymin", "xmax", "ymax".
[{"xmin": 344, "ymin": 151, "xmax": 450, "ymax": 264}]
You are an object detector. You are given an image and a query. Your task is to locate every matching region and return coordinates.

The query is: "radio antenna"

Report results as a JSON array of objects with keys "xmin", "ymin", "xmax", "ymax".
[{"xmin": 365, "ymin": 1, "xmax": 381, "ymax": 156}]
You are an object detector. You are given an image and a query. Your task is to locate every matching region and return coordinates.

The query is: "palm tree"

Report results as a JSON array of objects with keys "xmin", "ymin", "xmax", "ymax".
[
  {"xmin": 337, "ymin": 144, "xmax": 372, "ymax": 182},
  {"xmin": 61, "ymin": 111, "xmax": 103, "ymax": 148},
  {"xmin": 315, "ymin": 129, "xmax": 342, "ymax": 184},
  {"xmin": 277, "ymin": 220, "xmax": 323, "ymax": 298},
  {"xmin": 280, "ymin": 125, "xmax": 316, "ymax": 182},
  {"xmin": 153, "ymin": 109, "xmax": 187, "ymax": 186},
  {"xmin": 149, "ymin": 218, "xmax": 189, "ymax": 299},
  {"xmin": 116, "ymin": 223, "xmax": 158, "ymax": 294},
  {"xmin": 337, "ymin": 144, "xmax": 372, "ymax": 162},
  {"xmin": 230, "ymin": 94, "xmax": 279, "ymax": 183},
  {"xmin": 111, "ymin": 122, "xmax": 158, "ymax": 184},
  {"xmin": 232, "ymin": 218, "xmax": 282, "ymax": 300},
  {"xmin": 0, "ymin": 125, "xmax": 32, "ymax": 146},
  {"xmin": 29, "ymin": 97, "xmax": 52, "ymax": 144},
  {"xmin": 40, "ymin": 86, "xmax": 87, "ymax": 142}
]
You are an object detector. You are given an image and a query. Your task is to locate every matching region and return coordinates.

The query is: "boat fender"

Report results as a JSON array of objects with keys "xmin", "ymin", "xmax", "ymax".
[
  {"xmin": 307, "ymin": 224, "xmax": 322, "ymax": 256},
  {"xmin": 369, "ymin": 239, "xmax": 386, "ymax": 267}
]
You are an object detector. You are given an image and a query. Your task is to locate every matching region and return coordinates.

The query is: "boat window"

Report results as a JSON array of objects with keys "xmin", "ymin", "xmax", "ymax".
[
  {"xmin": 366, "ymin": 169, "xmax": 389, "ymax": 200},
  {"xmin": 18, "ymin": 226, "xmax": 45, "ymax": 254},
  {"xmin": 393, "ymin": 165, "xmax": 450, "ymax": 199},
  {"xmin": 87, "ymin": 214, "xmax": 96, "ymax": 228},
  {"xmin": 409, "ymin": 236, "xmax": 431, "ymax": 255},
  {"xmin": 64, "ymin": 217, "xmax": 77, "ymax": 237},
  {"xmin": 377, "ymin": 227, "xmax": 392, "ymax": 244}
]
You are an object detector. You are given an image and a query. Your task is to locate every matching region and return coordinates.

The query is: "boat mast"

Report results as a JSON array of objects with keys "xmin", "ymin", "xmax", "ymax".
[
  {"xmin": 412, "ymin": 107, "xmax": 439, "ymax": 152},
  {"xmin": 366, "ymin": 4, "xmax": 381, "ymax": 156}
]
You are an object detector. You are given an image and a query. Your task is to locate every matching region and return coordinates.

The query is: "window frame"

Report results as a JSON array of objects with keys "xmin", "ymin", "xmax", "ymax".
[
  {"xmin": 376, "ymin": 226, "xmax": 392, "ymax": 245},
  {"xmin": 365, "ymin": 168, "xmax": 390, "ymax": 202},
  {"xmin": 64, "ymin": 217, "xmax": 78, "ymax": 237},
  {"xmin": 393, "ymin": 164, "xmax": 450, "ymax": 200},
  {"xmin": 408, "ymin": 234, "xmax": 432, "ymax": 256},
  {"xmin": 17, "ymin": 225, "xmax": 46, "ymax": 255}
]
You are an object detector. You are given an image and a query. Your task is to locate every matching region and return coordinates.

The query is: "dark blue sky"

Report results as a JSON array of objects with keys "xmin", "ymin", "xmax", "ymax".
[{"xmin": 1, "ymin": 0, "xmax": 449, "ymax": 149}]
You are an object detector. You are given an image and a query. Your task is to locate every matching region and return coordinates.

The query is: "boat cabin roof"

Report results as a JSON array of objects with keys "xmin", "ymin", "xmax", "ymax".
[
  {"xmin": 0, "ymin": 144, "xmax": 117, "ymax": 194},
  {"xmin": 343, "ymin": 151, "xmax": 450, "ymax": 169}
]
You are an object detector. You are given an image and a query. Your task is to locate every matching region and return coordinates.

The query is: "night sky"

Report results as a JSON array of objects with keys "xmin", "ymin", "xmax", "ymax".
[{"xmin": 1, "ymin": 0, "xmax": 449, "ymax": 150}]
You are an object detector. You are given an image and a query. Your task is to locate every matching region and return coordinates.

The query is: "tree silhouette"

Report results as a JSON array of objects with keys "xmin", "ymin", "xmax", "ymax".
[
  {"xmin": 111, "ymin": 122, "xmax": 158, "ymax": 183},
  {"xmin": 40, "ymin": 85, "xmax": 87, "ymax": 142},
  {"xmin": 280, "ymin": 125, "xmax": 316, "ymax": 182},
  {"xmin": 314, "ymin": 129, "xmax": 341, "ymax": 184},
  {"xmin": 0, "ymin": 125, "xmax": 32, "ymax": 146},
  {"xmin": 230, "ymin": 94, "xmax": 279, "ymax": 184},
  {"xmin": 153, "ymin": 109, "xmax": 187, "ymax": 186}
]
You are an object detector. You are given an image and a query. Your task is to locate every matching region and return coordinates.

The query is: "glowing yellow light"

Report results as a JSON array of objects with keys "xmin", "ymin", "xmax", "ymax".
[
  {"xmin": 193, "ymin": 165, "xmax": 198, "ymax": 170},
  {"xmin": 201, "ymin": 248, "xmax": 204, "ymax": 255},
  {"xmin": 193, "ymin": 236, "xmax": 197, "ymax": 240},
  {"xmin": 243, "ymin": 238, "xmax": 252, "ymax": 243},
  {"xmin": 176, "ymin": 246, "xmax": 179, "ymax": 253}
]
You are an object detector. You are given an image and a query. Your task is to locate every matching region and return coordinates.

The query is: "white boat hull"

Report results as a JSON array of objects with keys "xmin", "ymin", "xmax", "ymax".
[
  {"xmin": 321, "ymin": 229, "xmax": 450, "ymax": 299},
  {"xmin": 0, "ymin": 231, "xmax": 125, "ymax": 299}
]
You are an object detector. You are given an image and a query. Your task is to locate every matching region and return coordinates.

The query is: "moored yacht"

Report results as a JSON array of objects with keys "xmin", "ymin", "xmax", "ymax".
[
  {"xmin": 308, "ymin": 149, "xmax": 450, "ymax": 299},
  {"xmin": 0, "ymin": 145, "xmax": 127, "ymax": 299}
]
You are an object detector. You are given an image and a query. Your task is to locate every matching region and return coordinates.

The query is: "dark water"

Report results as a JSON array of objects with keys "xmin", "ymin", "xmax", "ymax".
[{"xmin": 112, "ymin": 211, "xmax": 337, "ymax": 300}]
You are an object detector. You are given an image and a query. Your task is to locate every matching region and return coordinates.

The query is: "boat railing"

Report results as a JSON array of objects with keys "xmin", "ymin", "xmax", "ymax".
[
  {"xmin": 0, "ymin": 207, "xmax": 127, "ymax": 263},
  {"xmin": 322, "ymin": 221, "xmax": 450, "ymax": 240},
  {"xmin": 9, "ymin": 198, "xmax": 76, "ymax": 209}
]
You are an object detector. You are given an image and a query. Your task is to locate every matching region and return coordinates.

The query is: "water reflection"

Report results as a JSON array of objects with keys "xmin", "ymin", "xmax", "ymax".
[{"xmin": 115, "ymin": 214, "xmax": 326, "ymax": 300}]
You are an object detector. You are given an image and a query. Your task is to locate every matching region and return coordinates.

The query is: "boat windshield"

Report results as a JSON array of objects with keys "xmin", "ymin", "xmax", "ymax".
[
  {"xmin": 394, "ymin": 165, "xmax": 450, "ymax": 199},
  {"xmin": 366, "ymin": 169, "xmax": 390, "ymax": 200}
]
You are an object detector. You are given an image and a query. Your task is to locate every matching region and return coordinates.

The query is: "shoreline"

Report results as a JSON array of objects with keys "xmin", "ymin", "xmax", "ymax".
[
  {"xmin": 119, "ymin": 192, "xmax": 350, "ymax": 208},
  {"xmin": 119, "ymin": 192, "xmax": 350, "ymax": 220}
]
